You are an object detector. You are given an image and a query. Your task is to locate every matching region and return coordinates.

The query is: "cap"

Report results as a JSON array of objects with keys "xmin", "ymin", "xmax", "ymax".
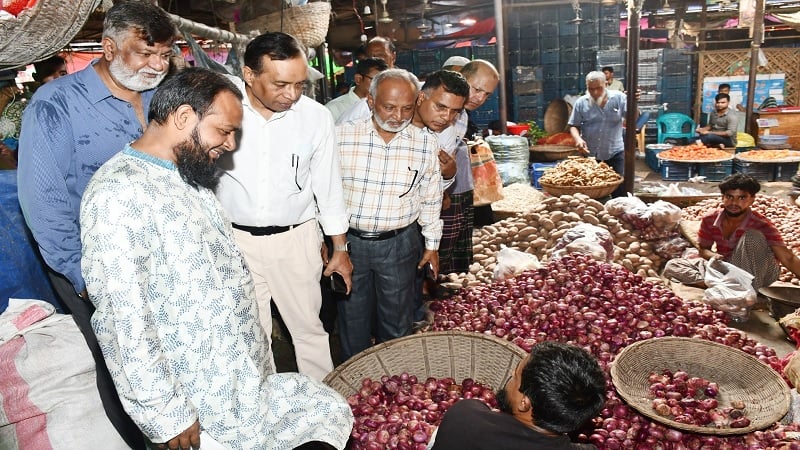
[{"xmin": 442, "ymin": 56, "xmax": 470, "ymax": 69}]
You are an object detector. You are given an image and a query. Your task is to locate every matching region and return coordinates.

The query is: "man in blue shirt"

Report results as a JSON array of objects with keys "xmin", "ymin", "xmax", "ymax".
[
  {"xmin": 568, "ymin": 70, "xmax": 628, "ymax": 197},
  {"xmin": 16, "ymin": 2, "xmax": 177, "ymax": 448}
]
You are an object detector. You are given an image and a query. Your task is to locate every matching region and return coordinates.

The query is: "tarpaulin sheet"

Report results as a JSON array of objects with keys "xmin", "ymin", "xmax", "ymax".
[{"xmin": 0, "ymin": 170, "xmax": 58, "ymax": 313}]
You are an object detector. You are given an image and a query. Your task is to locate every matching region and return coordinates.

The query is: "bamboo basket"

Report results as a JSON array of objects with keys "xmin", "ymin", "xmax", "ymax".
[
  {"xmin": 539, "ymin": 179, "xmax": 622, "ymax": 199},
  {"xmin": 611, "ymin": 337, "xmax": 790, "ymax": 435},
  {"xmin": 237, "ymin": 1, "xmax": 332, "ymax": 49},
  {"xmin": 0, "ymin": 0, "xmax": 101, "ymax": 68},
  {"xmin": 323, "ymin": 331, "xmax": 527, "ymax": 399}
]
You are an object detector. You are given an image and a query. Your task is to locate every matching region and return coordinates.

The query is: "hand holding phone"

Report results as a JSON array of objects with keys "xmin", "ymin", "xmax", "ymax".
[
  {"xmin": 329, "ymin": 272, "xmax": 347, "ymax": 294},
  {"xmin": 422, "ymin": 262, "xmax": 435, "ymax": 281}
]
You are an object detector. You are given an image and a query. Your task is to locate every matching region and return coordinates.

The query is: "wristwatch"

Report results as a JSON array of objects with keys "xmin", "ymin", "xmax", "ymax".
[{"xmin": 333, "ymin": 242, "xmax": 351, "ymax": 253}]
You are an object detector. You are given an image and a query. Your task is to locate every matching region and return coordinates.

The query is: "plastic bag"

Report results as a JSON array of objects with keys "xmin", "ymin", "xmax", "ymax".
[
  {"xmin": 618, "ymin": 200, "xmax": 681, "ymax": 241},
  {"xmin": 493, "ymin": 246, "xmax": 542, "ymax": 280},
  {"xmin": 654, "ymin": 236, "xmax": 692, "ymax": 260},
  {"xmin": 469, "ymin": 139, "xmax": 504, "ymax": 206},
  {"xmin": 551, "ymin": 237, "xmax": 608, "ymax": 262},
  {"xmin": 703, "ymin": 258, "xmax": 757, "ymax": 320},
  {"xmin": 552, "ymin": 223, "xmax": 614, "ymax": 261},
  {"xmin": 605, "ymin": 195, "xmax": 647, "ymax": 217}
]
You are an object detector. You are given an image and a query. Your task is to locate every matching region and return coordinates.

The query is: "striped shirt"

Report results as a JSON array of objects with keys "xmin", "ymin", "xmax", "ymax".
[
  {"xmin": 337, "ymin": 117, "xmax": 443, "ymax": 249},
  {"xmin": 698, "ymin": 209, "xmax": 784, "ymax": 260}
]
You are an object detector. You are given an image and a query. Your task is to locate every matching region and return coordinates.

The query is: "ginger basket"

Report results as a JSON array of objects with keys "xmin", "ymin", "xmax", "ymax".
[
  {"xmin": 610, "ymin": 337, "xmax": 790, "ymax": 435},
  {"xmin": 539, "ymin": 179, "xmax": 622, "ymax": 199},
  {"xmin": 237, "ymin": 1, "xmax": 332, "ymax": 49},
  {"xmin": 323, "ymin": 331, "xmax": 527, "ymax": 399}
]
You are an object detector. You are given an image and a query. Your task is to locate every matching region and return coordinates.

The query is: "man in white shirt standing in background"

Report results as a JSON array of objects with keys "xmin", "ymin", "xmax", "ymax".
[
  {"xmin": 216, "ymin": 32, "xmax": 351, "ymax": 380},
  {"xmin": 325, "ymin": 57, "xmax": 388, "ymax": 122}
]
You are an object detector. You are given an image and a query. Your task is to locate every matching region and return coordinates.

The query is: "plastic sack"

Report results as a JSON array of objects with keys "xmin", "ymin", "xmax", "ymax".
[
  {"xmin": 485, "ymin": 135, "xmax": 530, "ymax": 186},
  {"xmin": 552, "ymin": 223, "xmax": 614, "ymax": 261},
  {"xmin": 703, "ymin": 258, "xmax": 757, "ymax": 320},
  {"xmin": 551, "ymin": 237, "xmax": 608, "ymax": 262},
  {"xmin": 654, "ymin": 236, "xmax": 692, "ymax": 260},
  {"xmin": 605, "ymin": 195, "xmax": 647, "ymax": 217},
  {"xmin": 493, "ymin": 246, "xmax": 542, "ymax": 281},
  {"xmin": 469, "ymin": 139, "xmax": 504, "ymax": 206},
  {"xmin": 619, "ymin": 200, "xmax": 682, "ymax": 241}
]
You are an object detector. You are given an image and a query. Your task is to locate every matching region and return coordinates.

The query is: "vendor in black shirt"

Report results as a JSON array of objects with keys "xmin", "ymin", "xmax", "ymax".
[{"xmin": 430, "ymin": 342, "xmax": 605, "ymax": 449}]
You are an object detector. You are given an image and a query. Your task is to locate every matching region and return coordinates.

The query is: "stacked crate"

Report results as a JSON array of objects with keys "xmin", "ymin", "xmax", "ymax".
[
  {"xmin": 660, "ymin": 49, "xmax": 693, "ymax": 115},
  {"xmin": 511, "ymin": 66, "xmax": 545, "ymax": 123},
  {"xmin": 413, "ymin": 49, "xmax": 441, "ymax": 77}
]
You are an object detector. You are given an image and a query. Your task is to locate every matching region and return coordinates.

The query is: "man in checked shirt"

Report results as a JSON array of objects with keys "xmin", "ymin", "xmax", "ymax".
[{"xmin": 336, "ymin": 68, "xmax": 443, "ymax": 361}]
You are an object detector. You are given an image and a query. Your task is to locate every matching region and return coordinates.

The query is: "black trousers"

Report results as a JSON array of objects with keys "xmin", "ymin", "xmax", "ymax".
[{"xmin": 47, "ymin": 270, "xmax": 146, "ymax": 450}]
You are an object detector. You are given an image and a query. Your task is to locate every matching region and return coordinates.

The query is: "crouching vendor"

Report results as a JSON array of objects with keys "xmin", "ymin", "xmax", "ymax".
[
  {"xmin": 428, "ymin": 342, "xmax": 605, "ymax": 450},
  {"xmin": 664, "ymin": 173, "xmax": 800, "ymax": 291}
]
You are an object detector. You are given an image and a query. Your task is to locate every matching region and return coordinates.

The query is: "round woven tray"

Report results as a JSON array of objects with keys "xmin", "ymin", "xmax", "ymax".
[
  {"xmin": 539, "ymin": 179, "xmax": 622, "ymax": 199},
  {"xmin": 656, "ymin": 154, "xmax": 734, "ymax": 163},
  {"xmin": 610, "ymin": 337, "xmax": 790, "ymax": 435},
  {"xmin": 322, "ymin": 331, "xmax": 528, "ymax": 399},
  {"xmin": 529, "ymin": 144, "xmax": 580, "ymax": 162},
  {"xmin": 636, "ymin": 193, "xmax": 720, "ymax": 208},
  {"xmin": 237, "ymin": 1, "xmax": 332, "ymax": 49}
]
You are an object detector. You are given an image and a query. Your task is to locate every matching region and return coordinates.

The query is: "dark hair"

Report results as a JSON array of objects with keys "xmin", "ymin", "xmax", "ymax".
[
  {"xmin": 521, "ymin": 342, "xmax": 606, "ymax": 434},
  {"xmin": 102, "ymin": 0, "xmax": 177, "ymax": 46},
  {"xmin": 356, "ymin": 57, "xmax": 389, "ymax": 77},
  {"xmin": 715, "ymin": 93, "xmax": 731, "ymax": 102},
  {"xmin": 421, "ymin": 70, "xmax": 470, "ymax": 99},
  {"xmin": 33, "ymin": 55, "xmax": 66, "ymax": 82},
  {"xmin": 460, "ymin": 59, "xmax": 498, "ymax": 81},
  {"xmin": 719, "ymin": 83, "xmax": 731, "ymax": 91},
  {"xmin": 719, "ymin": 173, "xmax": 760, "ymax": 196},
  {"xmin": 602, "ymin": 66, "xmax": 614, "ymax": 74},
  {"xmin": 244, "ymin": 32, "xmax": 305, "ymax": 74},
  {"xmin": 149, "ymin": 67, "xmax": 242, "ymax": 125},
  {"xmin": 367, "ymin": 36, "xmax": 396, "ymax": 53}
]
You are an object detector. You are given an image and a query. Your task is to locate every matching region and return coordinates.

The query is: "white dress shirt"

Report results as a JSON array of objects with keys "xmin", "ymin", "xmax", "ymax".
[
  {"xmin": 325, "ymin": 87, "xmax": 361, "ymax": 122},
  {"xmin": 216, "ymin": 76, "xmax": 349, "ymax": 236}
]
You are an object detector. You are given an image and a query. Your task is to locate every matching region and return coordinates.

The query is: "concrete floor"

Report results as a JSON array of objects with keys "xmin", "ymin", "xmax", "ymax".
[{"xmin": 272, "ymin": 155, "xmax": 800, "ymax": 373}]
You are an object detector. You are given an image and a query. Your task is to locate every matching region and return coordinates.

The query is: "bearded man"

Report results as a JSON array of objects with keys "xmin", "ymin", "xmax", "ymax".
[
  {"xmin": 16, "ymin": 2, "xmax": 177, "ymax": 447},
  {"xmin": 568, "ymin": 70, "xmax": 628, "ymax": 197},
  {"xmin": 335, "ymin": 68, "xmax": 443, "ymax": 361},
  {"xmin": 81, "ymin": 67, "xmax": 353, "ymax": 450}
]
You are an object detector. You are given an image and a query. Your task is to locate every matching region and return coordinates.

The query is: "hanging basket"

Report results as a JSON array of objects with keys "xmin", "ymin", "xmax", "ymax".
[
  {"xmin": 0, "ymin": 0, "xmax": 102, "ymax": 68},
  {"xmin": 238, "ymin": 1, "xmax": 332, "ymax": 50}
]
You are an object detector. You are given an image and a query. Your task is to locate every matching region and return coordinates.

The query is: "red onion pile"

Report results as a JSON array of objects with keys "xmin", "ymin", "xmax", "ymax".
[
  {"xmin": 649, "ymin": 370, "xmax": 751, "ymax": 429},
  {"xmin": 428, "ymin": 254, "xmax": 796, "ymax": 448},
  {"xmin": 347, "ymin": 373, "xmax": 496, "ymax": 450}
]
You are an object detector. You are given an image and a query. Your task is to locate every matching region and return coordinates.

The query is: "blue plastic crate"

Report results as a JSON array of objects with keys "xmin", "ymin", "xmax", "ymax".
[
  {"xmin": 734, "ymin": 160, "xmax": 773, "ymax": 182},
  {"xmin": 561, "ymin": 49, "xmax": 580, "ymax": 64},
  {"xmin": 774, "ymin": 162, "xmax": 799, "ymax": 181},
  {"xmin": 644, "ymin": 146, "xmax": 671, "ymax": 172},
  {"xmin": 530, "ymin": 162, "xmax": 559, "ymax": 189},
  {"xmin": 660, "ymin": 161, "xmax": 697, "ymax": 181},
  {"xmin": 542, "ymin": 50, "xmax": 559, "ymax": 65},
  {"xmin": 697, "ymin": 160, "xmax": 733, "ymax": 182}
]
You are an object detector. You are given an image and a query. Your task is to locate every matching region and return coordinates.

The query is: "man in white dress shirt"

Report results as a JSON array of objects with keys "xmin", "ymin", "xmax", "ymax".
[
  {"xmin": 216, "ymin": 32, "xmax": 351, "ymax": 380},
  {"xmin": 325, "ymin": 57, "xmax": 387, "ymax": 122}
]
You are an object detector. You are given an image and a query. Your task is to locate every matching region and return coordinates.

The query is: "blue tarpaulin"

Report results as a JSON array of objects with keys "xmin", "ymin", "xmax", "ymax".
[{"xmin": 0, "ymin": 170, "xmax": 59, "ymax": 313}]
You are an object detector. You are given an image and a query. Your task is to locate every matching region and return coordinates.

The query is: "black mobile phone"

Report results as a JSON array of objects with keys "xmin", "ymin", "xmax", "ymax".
[
  {"xmin": 422, "ymin": 262, "xmax": 435, "ymax": 281},
  {"xmin": 329, "ymin": 272, "xmax": 347, "ymax": 294}
]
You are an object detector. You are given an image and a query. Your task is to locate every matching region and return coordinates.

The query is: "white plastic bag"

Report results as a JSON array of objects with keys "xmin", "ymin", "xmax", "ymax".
[
  {"xmin": 703, "ymin": 258, "xmax": 757, "ymax": 320},
  {"xmin": 493, "ymin": 246, "xmax": 542, "ymax": 281}
]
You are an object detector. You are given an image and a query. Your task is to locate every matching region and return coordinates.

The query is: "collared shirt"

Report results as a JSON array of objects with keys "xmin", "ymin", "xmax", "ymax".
[
  {"xmin": 17, "ymin": 59, "xmax": 155, "ymax": 293},
  {"xmin": 336, "ymin": 97, "xmax": 370, "ymax": 125},
  {"xmin": 568, "ymin": 90, "xmax": 627, "ymax": 161},
  {"xmin": 708, "ymin": 108, "xmax": 738, "ymax": 146},
  {"xmin": 215, "ymin": 76, "xmax": 349, "ymax": 235},
  {"xmin": 325, "ymin": 87, "xmax": 361, "ymax": 122},
  {"xmin": 81, "ymin": 146, "xmax": 353, "ymax": 450},
  {"xmin": 337, "ymin": 117, "xmax": 443, "ymax": 249},
  {"xmin": 698, "ymin": 208, "xmax": 784, "ymax": 260},
  {"xmin": 448, "ymin": 110, "xmax": 474, "ymax": 194}
]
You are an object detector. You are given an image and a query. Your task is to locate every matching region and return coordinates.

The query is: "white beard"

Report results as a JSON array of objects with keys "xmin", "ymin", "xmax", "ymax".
[
  {"xmin": 374, "ymin": 114, "xmax": 412, "ymax": 133},
  {"xmin": 108, "ymin": 58, "xmax": 166, "ymax": 92},
  {"xmin": 593, "ymin": 91, "xmax": 608, "ymax": 107}
]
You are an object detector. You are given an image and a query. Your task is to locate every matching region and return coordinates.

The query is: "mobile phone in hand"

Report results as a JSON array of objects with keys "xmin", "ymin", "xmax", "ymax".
[
  {"xmin": 422, "ymin": 262, "xmax": 435, "ymax": 281},
  {"xmin": 329, "ymin": 272, "xmax": 347, "ymax": 294}
]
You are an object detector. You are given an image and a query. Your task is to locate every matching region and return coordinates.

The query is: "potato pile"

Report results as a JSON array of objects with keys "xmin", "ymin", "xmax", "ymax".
[
  {"xmin": 682, "ymin": 194, "xmax": 800, "ymax": 285},
  {"xmin": 538, "ymin": 157, "xmax": 622, "ymax": 187},
  {"xmin": 442, "ymin": 193, "xmax": 663, "ymax": 289}
]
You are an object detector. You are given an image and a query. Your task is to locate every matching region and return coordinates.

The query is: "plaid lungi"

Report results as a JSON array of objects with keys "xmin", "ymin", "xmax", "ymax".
[
  {"xmin": 439, "ymin": 191, "xmax": 474, "ymax": 274},
  {"xmin": 730, "ymin": 229, "xmax": 781, "ymax": 290}
]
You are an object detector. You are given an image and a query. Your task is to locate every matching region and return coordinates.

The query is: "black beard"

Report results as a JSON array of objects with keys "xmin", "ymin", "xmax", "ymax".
[
  {"xmin": 496, "ymin": 386, "xmax": 512, "ymax": 414},
  {"xmin": 175, "ymin": 129, "xmax": 222, "ymax": 190}
]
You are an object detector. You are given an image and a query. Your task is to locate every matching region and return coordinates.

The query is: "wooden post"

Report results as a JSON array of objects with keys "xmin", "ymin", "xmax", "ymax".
[
  {"xmin": 745, "ymin": 0, "xmax": 765, "ymax": 135},
  {"xmin": 624, "ymin": 0, "xmax": 643, "ymax": 196}
]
